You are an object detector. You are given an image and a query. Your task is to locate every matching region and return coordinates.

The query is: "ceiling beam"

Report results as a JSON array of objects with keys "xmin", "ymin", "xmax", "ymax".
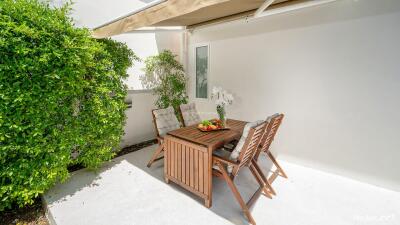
[
  {"xmin": 254, "ymin": 0, "xmax": 275, "ymax": 18},
  {"xmin": 125, "ymin": 27, "xmax": 185, "ymax": 33},
  {"xmin": 254, "ymin": 0, "xmax": 338, "ymax": 18}
]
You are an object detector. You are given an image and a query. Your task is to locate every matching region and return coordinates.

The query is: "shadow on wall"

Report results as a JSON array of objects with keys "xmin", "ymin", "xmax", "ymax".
[
  {"xmin": 121, "ymin": 31, "xmax": 182, "ymax": 147},
  {"xmin": 187, "ymin": 0, "xmax": 400, "ymax": 191},
  {"xmin": 121, "ymin": 91, "xmax": 157, "ymax": 148},
  {"xmin": 155, "ymin": 31, "xmax": 182, "ymax": 60}
]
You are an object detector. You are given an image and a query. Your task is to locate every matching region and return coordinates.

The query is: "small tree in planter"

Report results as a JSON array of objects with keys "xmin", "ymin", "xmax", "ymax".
[
  {"xmin": 141, "ymin": 50, "xmax": 188, "ymax": 120},
  {"xmin": 0, "ymin": 0, "xmax": 138, "ymax": 210}
]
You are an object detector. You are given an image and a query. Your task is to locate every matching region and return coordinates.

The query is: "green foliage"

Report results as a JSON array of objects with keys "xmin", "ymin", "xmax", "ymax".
[
  {"xmin": 141, "ymin": 50, "xmax": 188, "ymax": 117},
  {"xmin": 201, "ymin": 120, "xmax": 212, "ymax": 127},
  {"xmin": 0, "ymin": 0, "xmax": 137, "ymax": 210}
]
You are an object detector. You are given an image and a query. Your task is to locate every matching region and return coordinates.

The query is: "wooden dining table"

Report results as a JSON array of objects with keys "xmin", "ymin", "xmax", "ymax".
[{"xmin": 163, "ymin": 119, "xmax": 247, "ymax": 208}]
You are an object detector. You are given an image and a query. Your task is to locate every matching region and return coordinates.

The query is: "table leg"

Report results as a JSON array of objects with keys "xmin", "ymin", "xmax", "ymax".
[{"xmin": 205, "ymin": 198, "xmax": 212, "ymax": 208}]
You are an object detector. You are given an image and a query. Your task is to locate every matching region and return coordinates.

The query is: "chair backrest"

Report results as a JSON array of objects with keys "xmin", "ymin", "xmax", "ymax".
[
  {"xmin": 229, "ymin": 120, "xmax": 264, "ymax": 161},
  {"xmin": 259, "ymin": 113, "xmax": 284, "ymax": 154},
  {"xmin": 152, "ymin": 106, "xmax": 181, "ymax": 138},
  {"xmin": 179, "ymin": 103, "xmax": 201, "ymax": 127},
  {"xmin": 231, "ymin": 121, "xmax": 267, "ymax": 176}
]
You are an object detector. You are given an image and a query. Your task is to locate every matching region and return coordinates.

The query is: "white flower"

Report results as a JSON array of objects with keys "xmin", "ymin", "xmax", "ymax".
[
  {"xmin": 212, "ymin": 86, "xmax": 222, "ymax": 96},
  {"xmin": 226, "ymin": 94, "xmax": 234, "ymax": 104},
  {"xmin": 211, "ymin": 86, "xmax": 234, "ymax": 107}
]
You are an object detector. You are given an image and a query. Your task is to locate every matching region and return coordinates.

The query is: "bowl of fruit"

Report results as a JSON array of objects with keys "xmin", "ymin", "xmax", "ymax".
[{"xmin": 197, "ymin": 119, "xmax": 229, "ymax": 132}]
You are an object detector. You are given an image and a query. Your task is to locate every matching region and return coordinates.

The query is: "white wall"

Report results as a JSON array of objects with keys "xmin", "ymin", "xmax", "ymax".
[
  {"xmin": 188, "ymin": 0, "xmax": 400, "ymax": 191},
  {"xmin": 112, "ymin": 32, "xmax": 182, "ymax": 90},
  {"xmin": 115, "ymin": 32, "xmax": 182, "ymax": 146},
  {"xmin": 121, "ymin": 91, "xmax": 157, "ymax": 147}
]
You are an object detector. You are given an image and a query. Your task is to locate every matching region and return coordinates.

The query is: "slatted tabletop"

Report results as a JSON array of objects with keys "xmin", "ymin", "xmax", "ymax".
[{"xmin": 167, "ymin": 119, "xmax": 247, "ymax": 150}]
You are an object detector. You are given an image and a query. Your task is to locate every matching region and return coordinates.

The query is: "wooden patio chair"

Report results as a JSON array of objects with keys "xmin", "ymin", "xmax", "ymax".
[
  {"xmin": 212, "ymin": 121, "xmax": 274, "ymax": 225},
  {"xmin": 255, "ymin": 113, "xmax": 288, "ymax": 185},
  {"xmin": 179, "ymin": 102, "xmax": 202, "ymax": 127},
  {"xmin": 147, "ymin": 107, "xmax": 181, "ymax": 168}
]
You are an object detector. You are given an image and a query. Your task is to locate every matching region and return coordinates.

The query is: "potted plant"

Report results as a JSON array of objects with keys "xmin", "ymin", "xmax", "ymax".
[{"xmin": 141, "ymin": 50, "xmax": 188, "ymax": 123}]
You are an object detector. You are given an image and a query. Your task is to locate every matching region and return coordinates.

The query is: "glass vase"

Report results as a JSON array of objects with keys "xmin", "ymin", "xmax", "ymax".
[{"xmin": 216, "ymin": 105, "xmax": 227, "ymax": 127}]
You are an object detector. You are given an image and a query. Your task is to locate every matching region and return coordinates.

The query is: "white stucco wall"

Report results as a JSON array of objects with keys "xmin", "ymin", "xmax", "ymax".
[
  {"xmin": 121, "ymin": 91, "xmax": 157, "ymax": 147},
  {"xmin": 187, "ymin": 0, "xmax": 400, "ymax": 191},
  {"xmin": 112, "ymin": 32, "xmax": 182, "ymax": 90},
  {"xmin": 114, "ymin": 32, "xmax": 182, "ymax": 146}
]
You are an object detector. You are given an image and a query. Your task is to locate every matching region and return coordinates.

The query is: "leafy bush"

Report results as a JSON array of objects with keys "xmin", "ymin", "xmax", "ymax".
[
  {"xmin": 0, "ymin": 0, "xmax": 138, "ymax": 210},
  {"xmin": 141, "ymin": 50, "xmax": 188, "ymax": 118}
]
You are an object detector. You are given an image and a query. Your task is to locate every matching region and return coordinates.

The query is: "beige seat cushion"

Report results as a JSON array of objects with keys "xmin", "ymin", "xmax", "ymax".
[
  {"xmin": 180, "ymin": 103, "xmax": 202, "ymax": 126},
  {"xmin": 229, "ymin": 120, "xmax": 264, "ymax": 161},
  {"xmin": 153, "ymin": 106, "xmax": 181, "ymax": 137},
  {"xmin": 213, "ymin": 120, "xmax": 264, "ymax": 173}
]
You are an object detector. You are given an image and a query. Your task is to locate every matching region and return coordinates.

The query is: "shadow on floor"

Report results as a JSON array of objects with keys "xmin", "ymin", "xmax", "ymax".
[
  {"xmin": 122, "ymin": 144, "xmax": 276, "ymax": 225},
  {"xmin": 44, "ymin": 144, "xmax": 400, "ymax": 225}
]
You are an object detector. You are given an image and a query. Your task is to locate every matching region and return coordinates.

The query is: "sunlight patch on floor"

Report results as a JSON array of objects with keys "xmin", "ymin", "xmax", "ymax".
[{"xmin": 44, "ymin": 145, "xmax": 400, "ymax": 225}]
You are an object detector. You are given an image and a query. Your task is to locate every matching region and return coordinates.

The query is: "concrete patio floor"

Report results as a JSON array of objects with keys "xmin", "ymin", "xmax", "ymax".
[{"xmin": 44, "ymin": 145, "xmax": 400, "ymax": 225}]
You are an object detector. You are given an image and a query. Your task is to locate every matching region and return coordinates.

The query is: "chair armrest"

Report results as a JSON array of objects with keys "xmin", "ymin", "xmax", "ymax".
[{"xmin": 212, "ymin": 155, "xmax": 239, "ymax": 166}]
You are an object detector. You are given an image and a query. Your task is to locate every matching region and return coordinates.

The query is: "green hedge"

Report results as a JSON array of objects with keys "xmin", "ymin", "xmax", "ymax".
[{"xmin": 0, "ymin": 0, "xmax": 138, "ymax": 210}]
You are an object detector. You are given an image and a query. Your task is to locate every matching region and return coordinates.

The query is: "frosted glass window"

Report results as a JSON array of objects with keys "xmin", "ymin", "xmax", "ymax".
[{"xmin": 195, "ymin": 46, "xmax": 208, "ymax": 98}]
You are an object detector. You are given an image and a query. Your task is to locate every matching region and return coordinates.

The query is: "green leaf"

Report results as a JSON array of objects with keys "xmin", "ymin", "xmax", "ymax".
[{"xmin": 0, "ymin": 0, "xmax": 137, "ymax": 211}]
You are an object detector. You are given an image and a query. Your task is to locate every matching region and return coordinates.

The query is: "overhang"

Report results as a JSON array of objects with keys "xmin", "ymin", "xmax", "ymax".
[{"xmin": 91, "ymin": 0, "xmax": 293, "ymax": 38}]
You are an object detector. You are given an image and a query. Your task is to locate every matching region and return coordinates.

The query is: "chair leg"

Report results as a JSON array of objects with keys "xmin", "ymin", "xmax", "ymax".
[
  {"xmin": 251, "ymin": 159, "xmax": 276, "ymax": 196},
  {"xmin": 247, "ymin": 164, "xmax": 272, "ymax": 209},
  {"xmin": 249, "ymin": 164, "xmax": 273, "ymax": 199},
  {"xmin": 246, "ymin": 187, "xmax": 263, "ymax": 210},
  {"xmin": 147, "ymin": 144, "xmax": 164, "ymax": 168},
  {"xmin": 267, "ymin": 152, "xmax": 288, "ymax": 178},
  {"xmin": 215, "ymin": 161, "xmax": 257, "ymax": 225}
]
